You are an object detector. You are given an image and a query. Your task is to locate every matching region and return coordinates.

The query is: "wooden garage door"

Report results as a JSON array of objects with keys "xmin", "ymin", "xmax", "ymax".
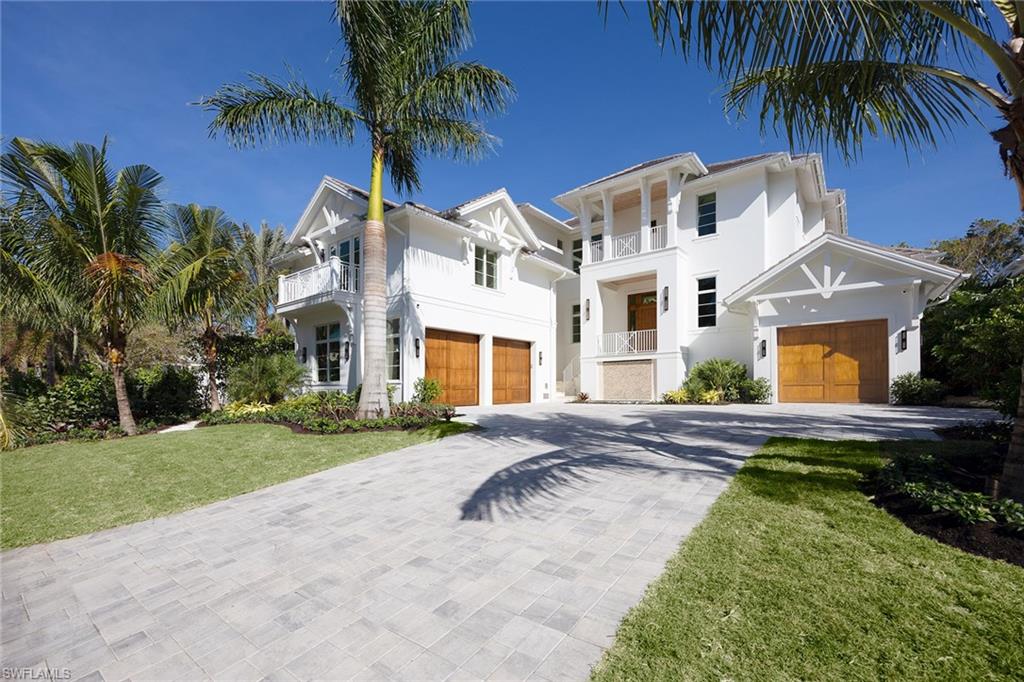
[
  {"xmin": 425, "ymin": 329, "xmax": 479, "ymax": 406},
  {"xmin": 493, "ymin": 338, "xmax": 531, "ymax": 404},
  {"xmin": 778, "ymin": 319, "xmax": 888, "ymax": 403}
]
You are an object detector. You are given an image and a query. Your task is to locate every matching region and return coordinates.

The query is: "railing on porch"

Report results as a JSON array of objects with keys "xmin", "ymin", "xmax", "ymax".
[
  {"xmin": 587, "ymin": 225, "xmax": 670, "ymax": 264},
  {"xmin": 597, "ymin": 329, "xmax": 657, "ymax": 355},
  {"xmin": 278, "ymin": 257, "xmax": 360, "ymax": 305}
]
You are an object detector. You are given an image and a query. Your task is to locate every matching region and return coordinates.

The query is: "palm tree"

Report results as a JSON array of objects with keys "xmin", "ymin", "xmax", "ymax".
[
  {"xmin": 1, "ymin": 138, "xmax": 164, "ymax": 435},
  {"xmin": 238, "ymin": 221, "xmax": 292, "ymax": 336},
  {"xmin": 621, "ymin": 0, "xmax": 1024, "ymax": 499},
  {"xmin": 158, "ymin": 203, "xmax": 247, "ymax": 412},
  {"xmin": 197, "ymin": 0, "xmax": 514, "ymax": 418}
]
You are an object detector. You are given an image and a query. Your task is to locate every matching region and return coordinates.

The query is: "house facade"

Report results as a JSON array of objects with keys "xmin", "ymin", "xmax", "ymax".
[{"xmin": 276, "ymin": 152, "xmax": 963, "ymax": 406}]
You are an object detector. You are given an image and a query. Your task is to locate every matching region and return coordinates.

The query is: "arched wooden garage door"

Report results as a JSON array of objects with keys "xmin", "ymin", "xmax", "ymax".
[
  {"xmin": 493, "ymin": 338, "xmax": 531, "ymax": 404},
  {"xmin": 778, "ymin": 319, "xmax": 888, "ymax": 403},
  {"xmin": 425, "ymin": 329, "xmax": 479, "ymax": 406}
]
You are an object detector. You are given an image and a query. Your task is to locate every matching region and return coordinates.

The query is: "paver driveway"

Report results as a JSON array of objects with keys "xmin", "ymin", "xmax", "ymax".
[{"xmin": 0, "ymin": 402, "xmax": 990, "ymax": 681}]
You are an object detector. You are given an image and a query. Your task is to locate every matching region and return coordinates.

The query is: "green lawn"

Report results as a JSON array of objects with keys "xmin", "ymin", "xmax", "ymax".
[
  {"xmin": 593, "ymin": 438, "xmax": 1024, "ymax": 681},
  {"xmin": 1, "ymin": 422, "xmax": 471, "ymax": 549}
]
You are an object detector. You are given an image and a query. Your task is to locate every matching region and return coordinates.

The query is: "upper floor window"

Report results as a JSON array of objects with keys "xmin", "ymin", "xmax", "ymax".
[
  {"xmin": 386, "ymin": 318, "xmax": 400, "ymax": 381},
  {"xmin": 697, "ymin": 277, "xmax": 717, "ymax": 328},
  {"xmin": 556, "ymin": 239, "xmax": 564, "ymax": 251},
  {"xmin": 697, "ymin": 192, "xmax": 717, "ymax": 237},
  {"xmin": 475, "ymin": 245, "xmax": 497, "ymax": 288},
  {"xmin": 571, "ymin": 304, "xmax": 581, "ymax": 343},
  {"xmin": 571, "ymin": 234, "xmax": 602, "ymax": 274},
  {"xmin": 315, "ymin": 323, "xmax": 342, "ymax": 382}
]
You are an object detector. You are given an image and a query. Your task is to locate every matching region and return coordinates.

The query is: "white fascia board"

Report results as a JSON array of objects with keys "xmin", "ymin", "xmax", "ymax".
[
  {"xmin": 518, "ymin": 203, "xmax": 575, "ymax": 233},
  {"xmin": 551, "ymin": 153, "xmax": 707, "ymax": 212},
  {"xmin": 287, "ymin": 176, "xmax": 370, "ymax": 244},
  {"xmin": 452, "ymin": 189, "xmax": 544, "ymax": 251}
]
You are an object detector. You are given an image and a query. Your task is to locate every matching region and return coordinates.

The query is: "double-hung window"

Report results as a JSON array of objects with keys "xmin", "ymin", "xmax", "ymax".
[
  {"xmin": 475, "ymin": 245, "xmax": 497, "ymax": 288},
  {"xmin": 571, "ymin": 304, "xmax": 581, "ymax": 343},
  {"xmin": 386, "ymin": 318, "xmax": 400, "ymax": 381},
  {"xmin": 315, "ymin": 323, "xmax": 342, "ymax": 382},
  {"xmin": 697, "ymin": 277, "xmax": 717, "ymax": 328},
  {"xmin": 697, "ymin": 192, "xmax": 717, "ymax": 237}
]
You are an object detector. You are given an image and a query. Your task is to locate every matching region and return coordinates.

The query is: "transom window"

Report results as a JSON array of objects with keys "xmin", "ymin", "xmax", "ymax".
[
  {"xmin": 386, "ymin": 318, "xmax": 400, "ymax": 381},
  {"xmin": 697, "ymin": 192, "xmax": 717, "ymax": 237},
  {"xmin": 571, "ymin": 304, "xmax": 581, "ymax": 343},
  {"xmin": 475, "ymin": 245, "xmax": 498, "ymax": 288},
  {"xmin": 697, "ymin": 277, "xmax": 717, "ymax": 328},
  {"xmin": 315, "ymin": 323, "xmax": 342, "ymax": 382}
]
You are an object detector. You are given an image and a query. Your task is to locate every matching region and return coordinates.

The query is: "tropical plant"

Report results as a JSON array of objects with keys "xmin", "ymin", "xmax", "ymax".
[
  {"xmin": 413, "ymin": 376, "xmax": 443, "ymax": 404},
  {"xmin": 890, "ymin": 372, "xmax": 947, "ymax": 406},
  {"xmin": 622, "ymin": 0, "xmax": 1024, "ymax": 498},
  {"xmin": 227, "ymin": 354, "xmax": 307, "ymax": 404},
  {"xmin": 197, "ymin": 0, "xmax": 514, "ymax": 419},
  {"xmin": 157, "ymin": 203, "xmax": 247, "ymax": 411},
  {"xmin": 238, "ymin": 221, "xmax": 293, "ymax": 334},
  {"xmin": 1, "ymin": 138, "xmax": 165, "ymax": 434},
  {"xmin": 684, "ymin": 358, "xmax": 748, "ymax": 401},
  {"xmin": 933, "ymin": 217, "xmax": 1024, "ymax": 284}
]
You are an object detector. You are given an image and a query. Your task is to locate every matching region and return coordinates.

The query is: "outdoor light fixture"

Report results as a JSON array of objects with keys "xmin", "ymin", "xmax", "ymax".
[
  {"xmin": 301, "ymin": 347, "xmax": 307, "ymax": 363},
  {"xmin": 344, "ymin": 341, "xmax": 351, "ymax": 361},
  {"xmin": 759, "ymin": 339, "xmax": 767, "ymax": 359},
  {"xmin": 415, "ymin": 338, "xmax": 421, "ymax": 358},
  {"xmin": 899, "ymin": 330, "xmax": 908, "ymax": 351},
  {"xmin": 585, "ymin": 299, "xmax": 591, "ymax": 321},
  {"xmin": 662, "ymin": 286, "xmax": 669, "ymax": 312},
  {"xmin": 539, "ymin": 351, "xmax": 543, "ymax": 366}
]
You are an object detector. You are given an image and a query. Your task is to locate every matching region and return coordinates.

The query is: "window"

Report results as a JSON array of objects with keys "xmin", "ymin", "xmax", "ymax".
[
  {"xmin": 475, "ymin": 245, "xmax": 497, "ymax": 288},
  {"xmin": 571, "ymin": 304, "xmax": 581, "ymax": 343},
  {"xmin": 571, "ymin": 234, "xmax": 602, "ymax": 274},
  {"xmin": 697, "ymin": 192, "xmax": 717, "ymax": 237},
  {"xmin": 697, "ymin": 277, "xmax": 717, "ymax": 328},
  {"xmin": 556, "ymin": 239, "xmax": 564, "ymax": 251},
  {"xmin": 315, "ymin": 323, "xmax": 342, "ymax": 382},
  {"xmin": 386, "ymin": 318, "xmax": 400, "ymax": 381}
]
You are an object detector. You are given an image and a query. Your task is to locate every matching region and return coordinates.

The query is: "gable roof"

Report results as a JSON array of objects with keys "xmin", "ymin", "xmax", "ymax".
[{"xmin": 444, "ymin": 187, "xmax": 544, "ymax": 250}]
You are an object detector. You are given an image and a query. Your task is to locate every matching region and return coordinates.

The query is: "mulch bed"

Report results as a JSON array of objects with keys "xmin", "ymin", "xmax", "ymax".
[{"xmin": 867, "ymin": 484, "xmax": 1024, "ymax": 568}]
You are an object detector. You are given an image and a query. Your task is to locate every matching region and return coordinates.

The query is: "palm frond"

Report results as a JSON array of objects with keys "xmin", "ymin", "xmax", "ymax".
[{"xmin": 397, "ymin": 61, "xmax": 515, "ymax": 121}]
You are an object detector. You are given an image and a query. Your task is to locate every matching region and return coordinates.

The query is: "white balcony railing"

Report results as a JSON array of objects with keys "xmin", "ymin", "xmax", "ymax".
[
  {"xmin": 587, "ymin": 225, "xmax": 670, "ymax": 265},
  {"xmin": 278, "ymin": 257, "xmax": 360, "ymax": 305},
  {"xmin": 597, "ymin": 329, "xmax": 657, "ymax": 355}
]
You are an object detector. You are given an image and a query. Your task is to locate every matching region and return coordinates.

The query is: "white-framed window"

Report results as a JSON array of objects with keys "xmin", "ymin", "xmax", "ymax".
[
  {"xmin": 697, "ymin": 192, "xmax": 717, "ymax": 237},
  {"xmin": 697, "ymin": 276, "xmax": 717, "ymax": 328},
  {"xmin": 571, "ymin": 304, "xmax": 581, "ymax": 343},
  {"xmin": 386, "ymin": 318, "xmax": 400, "ymax": 381},
  {"xmin": 315, "ymin": 323, "xmax": 342, "ymax": 382},
  {"xmin": 572, "ymin": 234, "xmax": 602, "ymax": 274},
  {"xmin": 475, "ymin": 245, "xmax": 498, "ymax": 288}
]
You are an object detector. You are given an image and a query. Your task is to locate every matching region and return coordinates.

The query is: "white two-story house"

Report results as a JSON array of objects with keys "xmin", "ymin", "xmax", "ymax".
[{"xmin": 275, "ymin": 151, "xmax": 963, "ymax": 406}]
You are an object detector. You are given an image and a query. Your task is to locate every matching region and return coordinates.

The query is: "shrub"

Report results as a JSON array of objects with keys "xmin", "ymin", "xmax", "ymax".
[
  {"xmin": 890, "ymin": 372, "xmax": 946, "ymax": 405},
  {"xmin": 662, "ymin": 388, "xmax": 690, "ymax": 404},
  {"xmin": 130, "ymin": 365, "xmax": 202, "ymax": 422},
  {"xmin": 684, "ymin": 359, "xmax": 748, "ymax": 402},
  {"xmin": 739, "ymin": 377, "xmax": 772, "ymax": 404},
  {"xmin": 695, "ymin": 388, "xmax": 725, "ymax": 405},
  {"xmin": 992, "ymin": 499, "xmax": 1024, "ymax": 534},
  {"xmin": 935, "ymin": 419, "xmax": 1012, "ymax": 444},
  {"xmin": 413, "ymin": 377, "xmax": 443, "ymax": 404},
  {"xmin": 228, "ymin": 354, "xmax": 306, "ymax": 404},
  {"xmin": 576, "ymin": 392, "xmax": 589, "ymax": 402}
]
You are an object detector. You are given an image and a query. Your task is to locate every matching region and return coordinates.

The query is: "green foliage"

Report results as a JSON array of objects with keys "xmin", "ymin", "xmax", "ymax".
[
  {"xmin": 661, "ymin": 388, "xmax": 690, "ymax": 404},
  {"xmin": 413, "ymin": 377, "xmax": 443, "ymax": 404},
  {"xmin": 201, "ymin": 329, "xmax": 295, "ymax": 388},
  {"xmin": 992, "ymin": 499, "xmax": 1024, "ymax": 534},
  {"xmin": 227, "ymin": 354, "xmax": 306, "ymax": 404},
  {"xmin": 2, "ymin": 370, "xmax": 48, "ymax": 399},
  {"xmin": 932, "ymin": 217, "xmax": 1024, "ymax": 285},
  {"xmin": 889, "ymin": 372, "xmax": 946, "ymax": 406},
  {"xmin": 129, "ymin": 365, "xmax": 202, "ymax": 423},
  {"xmin": 684, "ymin": 358, "xmax": 748, "ymax": 401},
  {"xmin": 739, "ymin": 377, "xmax": 772, "ymax": 404}
]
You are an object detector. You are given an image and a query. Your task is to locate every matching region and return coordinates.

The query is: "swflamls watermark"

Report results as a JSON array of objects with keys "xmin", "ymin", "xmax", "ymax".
[{"xmin": 1, "ymin": 668, "xmax": 71, "ymax": 680}]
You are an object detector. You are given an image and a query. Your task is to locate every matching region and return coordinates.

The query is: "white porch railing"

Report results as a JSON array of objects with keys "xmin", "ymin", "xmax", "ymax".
[
  {"xmin": 650, "ymin": 224, "xmax": 667, "ymax": 250},
  {"xmin": 609, "ymin": 230, "xmax": 641, "ymax": 259},
  {"xmin": 597, "ymin": 329, "xmax": 657, "ymax": 355},
  {"xmin": 278, "ymin": 257, "xmax": 360, "ymax": 305},
  {"xmin": 588, "ymin": 240, "xmax": 603, "ymax": 263},
  {"xmin": 587, "ymin": 225, "xmax": 670, "ymax": 264}
]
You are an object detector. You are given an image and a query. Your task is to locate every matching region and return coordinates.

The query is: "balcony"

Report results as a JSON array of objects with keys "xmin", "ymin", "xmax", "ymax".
[
  {"xmin": 597, "ymin": 329, "xmax": 657, "ymax": 355},
  {"xmin": 588, "ymin": 225, "xmax": 669, "ymax": 264},
  {"xmin": 278, "ymin": 257, "xmax": 360, "ymax": 306}
]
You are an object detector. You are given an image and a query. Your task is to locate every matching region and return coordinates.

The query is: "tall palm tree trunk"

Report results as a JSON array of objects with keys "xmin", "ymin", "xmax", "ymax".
[
  {"xmin": 109, "ymin": 346, "xmax": 137, "ymax": 435},
  {"xmin": 356, "ymin": 147, "xmax": 390, "ymax": 419},
  {"xmin": 203, "ymin": 328, "xmax": 222, "ymax": 412}
]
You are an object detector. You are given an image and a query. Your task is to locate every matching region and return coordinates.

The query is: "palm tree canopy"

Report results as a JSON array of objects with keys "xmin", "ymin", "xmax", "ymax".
[
  {"xmin": 196, "ymin": 0, "xmax": 515, "ymax": 195},
  {"xmin": 238, "ymin": 221, "xmax": 293, "ymax": 326},
  {"xmin": 617, "ymin": 1, "xmax": 1016, "ymax": 161}
]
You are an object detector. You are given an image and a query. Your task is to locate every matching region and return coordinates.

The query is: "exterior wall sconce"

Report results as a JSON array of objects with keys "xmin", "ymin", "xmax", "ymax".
[
  {"xmin": 301, "ymin": 347, "xmax": 307, "ymax": 363},
  {"xmin": 344, "ymin": 341, "xmax": 351, "ymax": 361},
  {"xmin": 538, "ymin": 351, "xmax": 543, "ymax": 366},
  {"xmin": 662, "ymin": 286, "xmax": 669, "ymax": 312},
  {"xmin": 585, "ymin": 299, "xmax": 591, "ymax": 321},
  {"xmin": 759, "ymin": 339, "xmax": 767, "ymax": 359},
  {"xmin": 899, "ymin": 329, "xmax": 908, "ymax": 352},
  {"xmin": 415, "ymin": 338, "xmax": 421, "ymax": 358}
]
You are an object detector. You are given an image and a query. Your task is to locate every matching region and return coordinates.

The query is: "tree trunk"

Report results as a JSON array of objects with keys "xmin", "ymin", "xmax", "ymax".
[
  {"xmin": 1000, "ymin": 352, "xmax": 1024, "ymax": 499},
  {"xmin": 44, "ymin": 341, "xmax": 56, "ymax": 386},
  {"xmin": 205, "ymin": 333, "xmax": 221, "ymax": 412},
  {"xmin": 110, "ymin": 348, "xmax": 137, "ymax": 436},
  {"xmin": 356, "ymin": 147, "xmax": 391, "ymax": 419}
]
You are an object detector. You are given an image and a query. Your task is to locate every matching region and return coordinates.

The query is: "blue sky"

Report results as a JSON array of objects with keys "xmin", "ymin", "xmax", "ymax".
[{"xmin": 2, "ymin": 1, "xmax": 1016, "ymax": 246}]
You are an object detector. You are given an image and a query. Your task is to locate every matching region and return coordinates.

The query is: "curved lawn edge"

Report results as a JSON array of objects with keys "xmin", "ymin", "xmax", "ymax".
[
  {"xmin": 1, "ymin": 421, "xmax": 474, "ymax": 550},
  {"xmin": 592, "ymin": 437, "xmax": 1024, "ymax": 681}
]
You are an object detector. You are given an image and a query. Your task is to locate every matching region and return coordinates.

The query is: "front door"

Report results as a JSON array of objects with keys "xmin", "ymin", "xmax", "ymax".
[{"xmin": 627, "ymin": 291, "xmax": 657, "ymax": 353}]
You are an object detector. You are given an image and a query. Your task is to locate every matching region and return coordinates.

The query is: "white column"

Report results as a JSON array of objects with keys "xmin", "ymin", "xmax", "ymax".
[
  {"xmin": 601, "ymin": 190, "xmax": 614, "ymax": 262},
  {"xmin": 277, "ymin": 274, "xmax": 285, "ymax": 305},
  {"xmin": 480, "ymin": 334, "xmax": 494, "ymax": 406},
  {"xmin": 640, "ymin": 177, "xmax": 651, "ymax": 252},
  {"xmin": 666, "ymin": 168, "xmax": 681, "ymax": 247},
  {"xmin": 579, "ymin": 199, "xmax": 592, "ymax": 265},
  {"xmin": 579, "ymin": 277, "xmax": 603, "ymax": 399}
]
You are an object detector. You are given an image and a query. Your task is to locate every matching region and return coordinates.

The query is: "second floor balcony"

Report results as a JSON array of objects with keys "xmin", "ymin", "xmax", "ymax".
[
  {"xmin": 588, "ymin": 224, "xmax": 669, "ymax": 264},
  {"xmin": 278, "ymin": 257, "xmax": 360, "ymax": 307}
]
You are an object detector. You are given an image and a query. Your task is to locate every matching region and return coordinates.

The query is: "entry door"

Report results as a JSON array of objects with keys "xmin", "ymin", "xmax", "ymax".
[
  {"xmin": 493, "ymin": 338, "xmax": 531, "ymax": 404},
  {"xmin": 628, "ymin": 291, "xmax": 658, "ymax": 331},
  {"xmin": 778, "ymin": 319, "xmax": 888, "ymax": 403},
  {"xmin": 425, "ymin": 329, "xmax": 479, "ymax": 406}
]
